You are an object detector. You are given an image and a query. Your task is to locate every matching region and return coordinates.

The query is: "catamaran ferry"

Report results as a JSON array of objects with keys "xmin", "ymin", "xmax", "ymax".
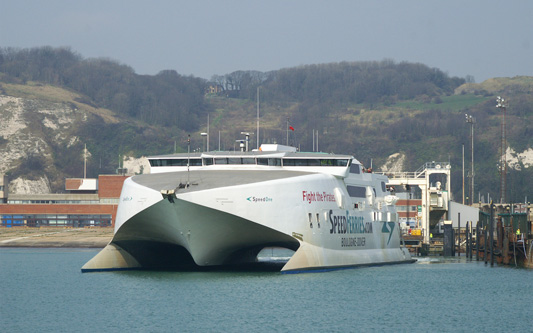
[{"xmin": 82, "ymin": 144, "xmax": 414, "ymax": 273}]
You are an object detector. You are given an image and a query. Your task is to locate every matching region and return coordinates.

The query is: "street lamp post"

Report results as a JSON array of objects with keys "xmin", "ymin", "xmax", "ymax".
[
  {"xmin": 496, "ymin": 96, "xmax": 507, "ymax": 204},
  {"xmin": 465, "ymin": 114, "xmax": 475, "ymax": 205}
]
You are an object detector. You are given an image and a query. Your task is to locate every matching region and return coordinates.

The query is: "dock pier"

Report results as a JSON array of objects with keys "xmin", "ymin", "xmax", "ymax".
[
  {"xmin": 465, "ymin": 203, "xmax": 532, "ymax": 268},
  {"xmin": 401, "ymin": 202, "xmax": 532, "ymax": 269}
]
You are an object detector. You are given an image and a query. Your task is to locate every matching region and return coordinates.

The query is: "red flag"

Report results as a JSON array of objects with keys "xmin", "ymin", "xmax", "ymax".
[{"xmin": 289, "ymin": 126, "xmax": 295, "ymax": 131}]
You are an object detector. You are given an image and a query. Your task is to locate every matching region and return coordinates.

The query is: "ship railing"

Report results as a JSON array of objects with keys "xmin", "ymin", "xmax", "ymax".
[
  {"xmin": 377, "ymin": 161, "xmax": 450, "ymax": 180},
  {"xmin": 377, "ymin": 171, "xmax": 421, "ymax": 179}
]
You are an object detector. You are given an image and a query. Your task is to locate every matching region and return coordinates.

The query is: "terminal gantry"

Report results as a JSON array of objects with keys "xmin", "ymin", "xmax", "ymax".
[{"xmin": 380, "ymin": 162, "xmax": 451, "ymax": 245}]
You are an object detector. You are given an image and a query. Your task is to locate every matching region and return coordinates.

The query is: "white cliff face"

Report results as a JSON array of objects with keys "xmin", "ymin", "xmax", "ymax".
[
  {"xmin": 507, "ymin": 147, "xmax": 533, "ymax": 170},
  {"xmin": 123, "ymin": 156, "xmax": 151, "ymax": 175},
  {"xmin": 0, "ymin": 96, "xmax": 26, "ymax": 136},
  {"xmin": 0, "ymin": 94, "xmax": 83, "ymax": 194},
  {"xmin": 0, "ymin": 96, "xmax": 35, "ymax": 174},
  {"xmin": 380, "ymin": 152, "xmax": 405, "ymax": 173},
  {"xmin": 9, "ymin": 176, "xmax": 51, "ymax": 194}
]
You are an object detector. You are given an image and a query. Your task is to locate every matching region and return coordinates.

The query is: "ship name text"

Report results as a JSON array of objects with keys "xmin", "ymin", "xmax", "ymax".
[{"xmin": 302, "ymin": 191, "xmax": 335, "ymax": 204}]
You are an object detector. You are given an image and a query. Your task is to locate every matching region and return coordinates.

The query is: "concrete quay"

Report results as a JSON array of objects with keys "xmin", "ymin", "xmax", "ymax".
[{"xmin": 0, "ymin": 227, "xmax": 113, "ymax": 248}]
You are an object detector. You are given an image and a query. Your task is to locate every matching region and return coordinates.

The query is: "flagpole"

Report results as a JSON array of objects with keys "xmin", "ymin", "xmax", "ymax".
[
  {"xmin": 312, "ymin": 129, "xmax": 315, "ymax": 152},
  {"xmin": 286, "ymin": 117, "xmax": 289, "ymax": 145}
]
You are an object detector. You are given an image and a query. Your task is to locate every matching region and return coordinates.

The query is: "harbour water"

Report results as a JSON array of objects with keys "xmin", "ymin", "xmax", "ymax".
[{"xmin": 1, "ymin": 248, "xmax": 532, "ymax": 332}]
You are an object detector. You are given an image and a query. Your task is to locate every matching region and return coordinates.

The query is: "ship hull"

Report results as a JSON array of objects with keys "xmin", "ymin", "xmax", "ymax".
[{"xmin": 82, "ymin": 169, "xmax": 414, "ymax": 272}]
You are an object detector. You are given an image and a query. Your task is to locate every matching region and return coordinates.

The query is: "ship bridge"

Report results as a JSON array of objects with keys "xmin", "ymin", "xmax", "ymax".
[{"xmin": 378, "ymin": 162, "xmax": 451, "ymax": 245}]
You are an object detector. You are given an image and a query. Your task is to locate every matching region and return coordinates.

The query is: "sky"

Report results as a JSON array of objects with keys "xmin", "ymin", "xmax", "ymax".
[{"xmin": 1, "ymin": 0, "xmax": 532, "ymax": 83}]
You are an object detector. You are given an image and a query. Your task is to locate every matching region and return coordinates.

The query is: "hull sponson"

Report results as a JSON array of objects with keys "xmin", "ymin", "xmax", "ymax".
[{"xmin": 113, "ymin": 198, "xmax": 299, "ymax": 268}]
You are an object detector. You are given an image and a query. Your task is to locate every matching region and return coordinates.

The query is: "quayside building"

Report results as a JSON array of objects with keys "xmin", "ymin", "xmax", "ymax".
[{"xmin": 0, "ymin": 174, "xmax": 128, "ymax": 228}]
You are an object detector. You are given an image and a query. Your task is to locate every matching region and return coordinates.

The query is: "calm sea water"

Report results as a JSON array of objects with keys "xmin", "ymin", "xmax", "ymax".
[{"xmin": 1, "ymin": 248, "xmax": 532, "ymax": 332}]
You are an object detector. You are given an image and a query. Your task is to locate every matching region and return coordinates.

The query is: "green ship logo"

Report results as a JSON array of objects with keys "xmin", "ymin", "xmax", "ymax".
[{"xmin": 381, "ymin": 222, "xmax": 396, "ymax": 245}]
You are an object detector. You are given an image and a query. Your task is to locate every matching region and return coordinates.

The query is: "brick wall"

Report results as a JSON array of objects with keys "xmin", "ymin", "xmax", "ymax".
[
  {"xmin": 65, "ymin": 178, "xmax": 83, "ymax": 190},
  {"xmin": 98, "ymin": 175, "xmax": 129, "ymax": 199}
]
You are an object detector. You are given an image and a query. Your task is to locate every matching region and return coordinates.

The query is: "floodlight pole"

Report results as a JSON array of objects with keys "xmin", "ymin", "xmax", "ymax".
[
  {"xmin": 462, "ymin": 143, "xmax": 465, "ymax": 205},
  {"xmin": 465, "ymin": 114, "xmax": 475, "ymax": 205},
  {"xmin": 496, "ymin": 96, "xmax": 507, "ymax": 204}
]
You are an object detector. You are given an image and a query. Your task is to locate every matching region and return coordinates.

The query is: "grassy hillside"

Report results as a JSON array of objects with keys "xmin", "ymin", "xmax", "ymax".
[
  {"xmin": 1, "ymin": 79, "xmax": 531, "ymax": 202},
  {"xmin": 455, "ymin": 76, "xmax": 533, "ymax": 95},
  {"xmin": 0, "ymin": 47, "xmax": 531, "ymax": 202},
  {"xmin": 0, "ymin": 82, "xmax": 185, "ymax": 191},
  {"xmin": 204, "ymin": 85, "xmax": 532, "ymax": 204},
  {"xmin": 1, "ymin": 81, "xmax": 120, "ymax": 123}
]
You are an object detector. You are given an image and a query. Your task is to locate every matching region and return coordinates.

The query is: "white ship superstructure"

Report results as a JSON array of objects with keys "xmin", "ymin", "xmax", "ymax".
[{"xmin": 82, "ymin": 144, "xmax": 413, "ymax": 272}]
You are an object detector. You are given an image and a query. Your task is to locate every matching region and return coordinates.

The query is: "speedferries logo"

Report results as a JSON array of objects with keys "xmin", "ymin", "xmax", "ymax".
[
  {"xmin": 328, "ymin": 210, "xmax": 396, "ymax": 247},
  {"xmin": 329, "ymin": 210, "xmax": 372, "ymax": 235},
  {"xmin": 329, "ymin": 210, "xmax": 372, "ymax": 248}
]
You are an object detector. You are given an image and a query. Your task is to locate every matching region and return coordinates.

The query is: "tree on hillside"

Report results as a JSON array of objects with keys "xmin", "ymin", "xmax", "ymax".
[
  {"xmin": 0, "ymin": 47, "xmax": 210, "ymax": 130},
  {"xmin": 220, "ymin": 60, "xmax": 465, "ymax": 107}
]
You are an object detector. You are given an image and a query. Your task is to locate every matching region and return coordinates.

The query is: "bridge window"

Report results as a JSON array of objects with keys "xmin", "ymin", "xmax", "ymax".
[
  {"xmin": 349, "ymin": 164, "xmax": 360, "ymax": 174},
  {"xmin": 257, "ymin": 158, "xmax": 281, "ymax": 166},
  {"xmin": 227, "ymin": 158, "xmax": 241, "ymax": 164},
  {"xmin": 149, "ymin": 158, "xmax": 201, "ymax": 167},
  {"xmin": 283, "ymin": 159, "xmax": 349, "ymax": 167},
  {"xmin": 347, "ymin": 185, "xmax": 366, "ymax": 198},
  {"xmin": 214, "ymin": 157, "xmax": 257, "ymax": 165}
]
